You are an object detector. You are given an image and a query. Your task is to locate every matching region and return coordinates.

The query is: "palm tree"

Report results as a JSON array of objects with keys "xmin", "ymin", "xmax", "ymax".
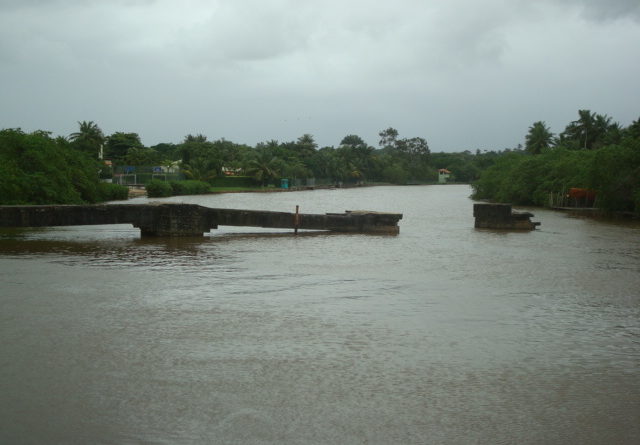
[
  {"xmin": 181, "ymin": 158, "xmax": 217, "ymax": 182},
  {"xmin": 244, "ymin": 149, "xmax": 282, "ymax": 186},
  {"xmin": 626, "ymin": 117, "xmax": 640, "ymax": 140},
  {"xmin": 69, "ymin": 121, "xmax": 105, "ymax": 158},
  {"xmin": 561, "ymin": 110, "xmax": 603, "ymax": 150},
  {"xmin": 561, "ymin": 110, "xmax": 621, "ymax": 150},
  {"xmin": 525, "ymin": 121, "xmax": 554, "ymax": 154},
  {"xmin": 183, "ymin": 134, "xmax": 207, "ymax": 143}
]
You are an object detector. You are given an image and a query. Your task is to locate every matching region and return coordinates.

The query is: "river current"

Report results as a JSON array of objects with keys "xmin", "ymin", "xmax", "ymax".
[{"xmin": 1, "ymin": 185, "xmax": 639, "ymax": 444}]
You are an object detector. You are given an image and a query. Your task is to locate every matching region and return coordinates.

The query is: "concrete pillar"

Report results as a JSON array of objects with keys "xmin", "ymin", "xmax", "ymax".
[{"xmin": 135, "ymin": 204, "xmax": 216, "ymax": 237}]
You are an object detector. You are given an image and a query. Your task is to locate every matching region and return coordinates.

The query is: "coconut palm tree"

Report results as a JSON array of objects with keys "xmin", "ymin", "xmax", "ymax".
[
  {"xmin": 181, "ymin": 158, "xmax": 218, "ymax": 182},
  {"xmin": 560, "ymin": 110, "xmax": 621, "ymax": 150},
  {"xmin": 525, "ymin": 121, "xmax": 554, "ymax": 154},
  {"xmin": 244, "ymin": 149, "xmax": 282, "ymax": 186},
  {"xmin": 69, "ymin": 121, "xmax": 105, "ymax": 158}
]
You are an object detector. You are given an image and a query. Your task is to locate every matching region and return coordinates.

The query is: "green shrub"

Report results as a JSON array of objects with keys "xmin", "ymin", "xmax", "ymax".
[
  {"xmin": 146, "ymin": 180, "xmax": 173, "ymax": 197},
  {"xmin": 381, "ymin": 163, "xmax": 409, "ymax": 184},
  {"xmin": 588, "ymin": 143, "xmax": 640, "ymax": 212},
  {"xmin": 0, "ymin": 128, "xmax": 118, "ymax": 205},
  {"xmin": 98, "ymin": 182, "xmax": 129, "ymax": 201},
  {"xmin": 210, "ymin": 176, "xmax": 256, "ymax": 188},
  {"xmin": 169, "ymin": 180, "xmax": 211, "ymax": 195}
]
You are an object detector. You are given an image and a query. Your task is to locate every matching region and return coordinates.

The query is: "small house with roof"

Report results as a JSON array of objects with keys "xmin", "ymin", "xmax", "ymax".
[{"xmin": 438, "ymin": 168, "xmax": 451, "ymax": 184}]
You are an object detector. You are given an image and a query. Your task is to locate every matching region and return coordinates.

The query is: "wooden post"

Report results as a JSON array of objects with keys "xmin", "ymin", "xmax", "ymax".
[{"xmin": 294, "ymin": 205, "xmax": 299, "ymax": 234}]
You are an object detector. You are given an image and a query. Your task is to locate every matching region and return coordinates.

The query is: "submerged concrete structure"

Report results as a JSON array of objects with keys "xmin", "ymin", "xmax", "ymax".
[
  {"xmin": 473, "ymin": 203, "xmax": 540, "ymax": 230},
  {"xmin": 0, "ymin": 204, "xmax": 402, "ymax": 236}
]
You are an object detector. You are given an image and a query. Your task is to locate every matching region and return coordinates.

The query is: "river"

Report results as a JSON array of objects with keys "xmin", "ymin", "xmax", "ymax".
[{"xmin": 1, "ymin": 184, "xmax": 639, "ymax": 444}]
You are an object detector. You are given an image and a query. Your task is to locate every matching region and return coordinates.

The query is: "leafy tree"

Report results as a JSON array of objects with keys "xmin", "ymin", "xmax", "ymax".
[
  {"xmin": 105, "ymin": 132, "xmax": 144, "ymax": 162},
  {"xmin": 381, "ymin": 161, "xmax": 409, "ymax": 184},
  {"xmin": 625, "ymin": 117, "xmax": 640, "ymax": 141},
  {"xmin": 184, "ymin": 134, "xmax": 208, "ymax": 143},
  {"xmin": 212, "ymin": 138, "xmax": 252, "ymax": 171},
  {"xmin": 308, "ymin": 147, "xmax": 342, "ymax": 182},
  {"xmin": 69, "ymin": 120, "xmax": 105, "ymax": 158},
  {"xmin": 340, "ymin": 134, "xmax": 367, "ymax": 148},
  {"xmin": 124, "ymin": 147, "xmax": 161, "ymax": 166},
  {"xmin": 472, "ymin": 111, "xmax": 640, "ymax": 214},
  {"xmin": 0, "ymin": 128, "xmax": 126, "ymax": 204},
  {"xmin": 399, "ymin": 137, "xmax": 429, "ymax": 158},
  {"xmin": 525, "ymin": 121, "xmax": 553, "ymax": 154},
  {"xmin": 378, "ymin": 128, "xmax": 431, "ymax": 181},
  {"xmin": 336, "ymin": 142, "xmax": 374, "ymax": 181},
  {"xmin": 282, "ymin": 158, "xmax": 311, "ymax": 183},
  {"xmin": 588, "ymin": 142, "xmax": 640, "ymax": 212},
  {"xmin": 180, "ymin": 134, "xmax": 209, "ymax": 164},
  {"xmin": 150, "ymin": 142, "xmax": 180, "ymax": 161},
  {"xmin": 178, "ymin": 134, "xmax": 223, "ymax": 176},
  {"xmin": 378, "ymin": 127, "xmax": 399, "ymax": 150},
  {"xmin": 431, "ymin": 151, "xmax": 481, "ymax": 182}
]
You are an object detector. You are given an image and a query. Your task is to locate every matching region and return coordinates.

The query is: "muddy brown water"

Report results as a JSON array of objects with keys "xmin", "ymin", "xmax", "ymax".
[{"xmin": 1, "ymin": 185, "xmax": 639, "ymax": 444}]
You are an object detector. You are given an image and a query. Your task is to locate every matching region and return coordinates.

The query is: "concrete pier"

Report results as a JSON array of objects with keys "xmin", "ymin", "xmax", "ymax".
[
  {"xmin": 473, "ymin": 203, "xmax": 540, "ymax": 230},
  {"xmin": 0, "ymin": 204, "xmax": 402, "ymax": 236}
]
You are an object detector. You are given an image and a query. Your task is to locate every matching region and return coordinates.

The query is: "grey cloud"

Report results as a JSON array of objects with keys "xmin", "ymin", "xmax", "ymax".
[
  {"xmin": 0, "ymin": 0, "xmax": 638, "ymax": 150},
  {"xmin": 566, "ymin": 0, "xmax": 640, "ymax": 21}
]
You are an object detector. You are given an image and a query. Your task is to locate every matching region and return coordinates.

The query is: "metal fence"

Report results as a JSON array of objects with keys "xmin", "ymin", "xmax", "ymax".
[{"xmin": 112, "ymin": 166, "xmax": 184, "ymax": 185}]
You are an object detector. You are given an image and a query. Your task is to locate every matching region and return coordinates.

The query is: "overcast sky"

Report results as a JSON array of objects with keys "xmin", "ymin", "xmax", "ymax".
[{"xmin": 1, "ymin": 0, "xmax": 639, "ymax": 151}]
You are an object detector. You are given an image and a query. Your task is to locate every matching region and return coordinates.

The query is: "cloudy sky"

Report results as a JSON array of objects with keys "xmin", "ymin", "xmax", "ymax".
[{"xmin": 1, "ymin": 0, "xmax": 639, "ymax": 151}]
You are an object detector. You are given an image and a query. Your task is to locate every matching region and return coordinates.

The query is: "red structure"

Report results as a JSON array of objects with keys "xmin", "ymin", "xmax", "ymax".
[{"xmin": 567, "ymin": 188, "xmax": 597, "ymax": 207}]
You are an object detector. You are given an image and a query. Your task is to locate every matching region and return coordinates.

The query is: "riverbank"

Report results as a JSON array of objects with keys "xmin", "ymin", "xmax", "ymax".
[
  {"xmin": 127, "ymin": 186, "xmax": 147, "ymax": 198},
  {"xmin": 133, "ymin": 181, "xmax": 399, "ymax": 199},
  {"xmin": 550, "ymin": 206, "xmax": 638, "ymax": 221}
]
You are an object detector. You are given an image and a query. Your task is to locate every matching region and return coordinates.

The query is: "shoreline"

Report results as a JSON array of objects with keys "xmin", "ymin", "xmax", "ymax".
[{"xmin": 129, "ymin": 182, "xmax": 423, "ymax": 199}]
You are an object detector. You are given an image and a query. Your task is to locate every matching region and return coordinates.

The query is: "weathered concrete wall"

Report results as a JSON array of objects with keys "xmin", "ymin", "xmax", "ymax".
[
  {"xmin": 0, "ymin": 203, "xmax": 213, "ymax": 237},
  {"xmin": 0, "ymin": 204, "xmax": 402, "ymax": 236},
  {"xmin": 0, "ymin": 204, "xmax": 142, "ymax": 227},
  {"xmin": 134, "ymin": 204, "xmax": 217, "ymax": 237},
  {"xmin": 206, "ymin": 208, "xmax": 402, "ymax": 234},
  {"xmin": 473, "ymin": 203, "xmax": 539, "ymax": 230}
]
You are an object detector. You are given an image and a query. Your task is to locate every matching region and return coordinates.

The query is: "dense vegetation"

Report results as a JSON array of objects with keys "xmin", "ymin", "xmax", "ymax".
[
  {"xmin": 146, "ymin": 180, "xmax": 212, "ymax": 198},
  {"xmin": 472, "ymin": 111, "xmax": 640, "ymax": 214},
  {"xmin": 145, "ymin": 130, "xmax": 439, "ymax": 186},
  {"xmin": 0, "ymin": 128, "xmax": 128, "ymax": 205},
  {"xmin": 2, "ymin": 121, "xmax": 492, "ymax": 204},
  {"xmin": 2, "ymin": 109, "xmax": 638, "ymax": 214}
]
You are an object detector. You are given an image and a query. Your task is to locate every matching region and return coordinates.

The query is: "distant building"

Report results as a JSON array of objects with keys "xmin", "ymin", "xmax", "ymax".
[
  {"xmin": 438, "ymin": 168, "xmax": 451, "ymax": 184},
  {"xmin": 222, "ymin": 167, "xmax": 242, "ymax": 176}
]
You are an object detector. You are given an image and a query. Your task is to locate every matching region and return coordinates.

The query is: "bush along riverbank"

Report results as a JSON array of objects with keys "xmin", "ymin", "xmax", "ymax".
[
  {"xmin": 145, "ymin": 179, "xmax": 378, "ymax": 198},
  {"xmin": 472, "ymin": 113, "xmax": 640, "ymax": 216},
  {"xmin": 0, "ymin": 129, "xmax": 129, "ymax": 205},
  {"xmin": 146, "ymin": 180, "xmax": 212, "ymax": 197}
]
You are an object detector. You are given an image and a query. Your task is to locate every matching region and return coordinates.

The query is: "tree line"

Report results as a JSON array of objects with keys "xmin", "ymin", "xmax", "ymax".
[
  {"xmin": 473, "ymin": 110, "xmax": 640, "ymax": 214},
  {"xmin": 1, "ymin": 122, "xmax": 459, "ymax": 205},
  {"xmin": 66, "ymin": 121, "xmax": 505, "ymax": 187},
  {"xmin": 3, "ymin": 109, "xmax": 637, "ymax": 212},
  {"xmin": 0, "ymin": 128, "xmax": 128, "ymax": 205},
  {"xmin": 68, "ymin": 123, "xmax": 441, "ymax": 185}
]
